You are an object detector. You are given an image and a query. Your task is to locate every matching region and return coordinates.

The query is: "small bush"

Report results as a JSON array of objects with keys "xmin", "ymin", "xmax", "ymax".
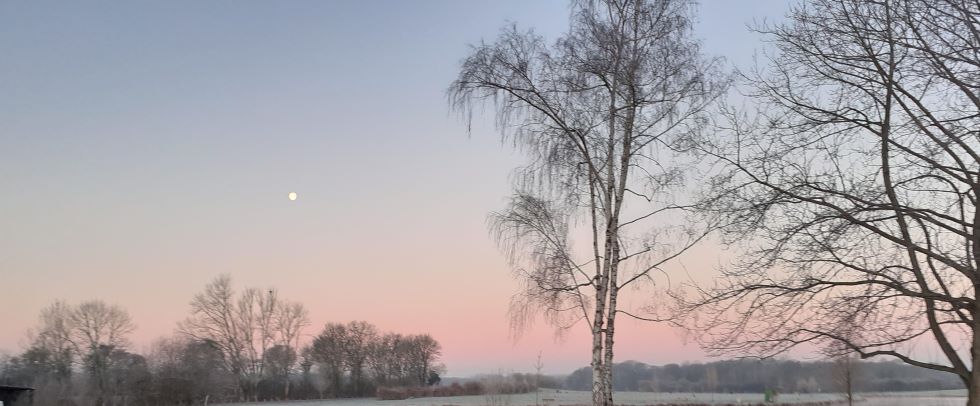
[
  {"xmin": 377, "ymin": 381, "xmax": 492, "ymax": 400},
  {"xmin": 463, "ymin": 381, "xmax": 484, "ymax": 395}
]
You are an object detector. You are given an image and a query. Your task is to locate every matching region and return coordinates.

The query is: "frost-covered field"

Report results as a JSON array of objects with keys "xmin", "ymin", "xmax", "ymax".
[
  {"xmin": 861, "ymin": 389, "xmax": 966, "ymax": 405},
  {"xmin": 222, "ymin": 389, "xmax": 968, "ymax": 406}
]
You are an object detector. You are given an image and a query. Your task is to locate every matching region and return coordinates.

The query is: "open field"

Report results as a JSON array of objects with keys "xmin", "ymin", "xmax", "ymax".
[
  {"xmin": 860, "ymin": 390, "xmax": 966, "ymax": 405},
  {"xmin": 223, "ymin": 389, "xmax": 968, "ymax": 406},
  {"xmin": 861, "ymin": 398, "xmax": 964, "ymax": 406}
]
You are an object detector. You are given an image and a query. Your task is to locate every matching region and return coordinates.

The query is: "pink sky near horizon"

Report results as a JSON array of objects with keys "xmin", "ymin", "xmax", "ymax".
[
  {"xmin": 0, "ymin": 0, "xmax": 798, "ymax": 376},
  {"xmin": 0, "ymin": 223, "xmax": 719, "ymax": 376}
]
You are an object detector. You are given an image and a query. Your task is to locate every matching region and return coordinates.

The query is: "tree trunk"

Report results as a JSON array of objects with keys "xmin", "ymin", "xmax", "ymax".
[
  {"xmin": 969, "ymin": 190, "xmax": 980, "ymax": 406},
  {"xmin": 603, "ymin": 262, "xmax": 619, "ymax": 406},
  {"xmin": 969, "ymin": 359, "xmax": 980, "ymax": 405},
  {"xmin": 591, "ymin": 279, "xmax": 607, "ymax": 406},
  {"xmin": 591, "ymin": 309, "xmax": 606, "ymax": 406},
  {"xmin": 601, "ymin": 358, "xmax": 613, "ymax": 406},
  {"xmin": 968, "ymin": 301, "xmax": 980, "ymax": 406},
  {"xmin": 590, "ymin": 360, "xmax": 606, "ymax": 406}
]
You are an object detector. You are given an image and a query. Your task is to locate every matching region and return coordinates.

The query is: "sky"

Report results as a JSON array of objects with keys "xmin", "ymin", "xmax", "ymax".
[{"xmin": 0, "ymin": 0, "xmax": 792, "ymax": 376}]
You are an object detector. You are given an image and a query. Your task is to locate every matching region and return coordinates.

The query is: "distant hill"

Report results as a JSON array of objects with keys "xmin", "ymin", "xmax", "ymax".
[{"xmin": 563, "ymin": 359, "xmax": 963, "ymax": 393}]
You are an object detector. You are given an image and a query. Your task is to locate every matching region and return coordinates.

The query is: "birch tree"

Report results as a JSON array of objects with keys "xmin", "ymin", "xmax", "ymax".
[
  {"xmin": 449, "ymin": 1, "xmax": 725, "ymax": 404},
  {"xmin": 683, "ymin": 0, "xmax": 980, "ymax": 404}
]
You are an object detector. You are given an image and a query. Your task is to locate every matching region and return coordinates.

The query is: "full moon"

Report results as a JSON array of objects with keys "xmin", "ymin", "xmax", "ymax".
[{"xmin": 288, "ymin": 192, "xmax": 297, "ymax": 201}]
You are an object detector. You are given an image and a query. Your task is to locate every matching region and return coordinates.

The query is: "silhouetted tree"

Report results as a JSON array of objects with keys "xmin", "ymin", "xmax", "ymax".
[
  {"xmin": 70, "ymin": 300, "xmax": 136, "ymax": 405},
  {"xmin": 307, "ymin": 323, "xmax": 445, "ymax": 397},
  {"xmin": 682, "ymin": 0, "xmax": 980, "ymax": 404},
  {"xmin": 179, "ymin": 275, "xmax": 308, "ymax": 401},
  {"xmin": 342, "ymin": 321, "xmax": 377, "ymax": 396},
  {"xmin": 263, "ymin": 344, "xmax": 297, "ymax": 397},
  {"xmin": 449, "ymin": 0, "xmax": 726, "ymax": 404},
  {"xmin": 29, "ymin": 301, "xmax": 75, "ymax": 384},
  {"xmin": 275, "ymin": 301, "xmax": 309, "ymax": 399},
  {"xmin": 309, "ymin": 323, "xmax": 347, "ymax": 397},
  {"xmin": 405, "ymin": 334, "xmax": 442, "ymax": 387},
  {"xmin": 368, "ymin": 333, "xmax": 404, "ymax": 386}
]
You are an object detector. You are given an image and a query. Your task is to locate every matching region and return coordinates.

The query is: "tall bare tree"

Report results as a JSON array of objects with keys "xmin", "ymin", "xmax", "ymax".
[
  {"xmin": 309, "ymin": 323, "xmax": 347, "ymax": 397},
  {"xmin": 234, "ymin": 286, "xmax": 280, "ymax": 398},
  {"xmin": 683, "ymin": 0, "xmax": 980, "ymax": 404},
  {"xmin": 449, "ymin": 0, "xmax": 725, "ymax": 404},
  {"xmin": 367, "ymin": 333, "xmax": 404, "ymax": 386},
  {"xmin": 29, "ymin": 301, "xmax": 76, "ymax": 383},
  {"xmin": 275, "ymin": 301, "xmax": 309, "ymax": 399},
  {"xmin": 180, "ymin": 276, "xmax": 248, "ymax": 399},
  {"xmin": 70, "ymin": 300, "xmax": 135, "ymax": 352},
  {"xmin": 405, "ymin": 334, "xmax": 441, "ymax": 387},
  {"xmin": 23, "ymin": 300, "xmax": 135, "ymax": 405},
  {"xmin": 180, "ymin": 275, "xmax": 307, "ymax": 401},
  {"xmin": 70, "ymin": 300, "xmax": 136, "ymax": 406},
  {"xmin": 342, "ymin": 321, "xmax": 378, "ymax": 396}
]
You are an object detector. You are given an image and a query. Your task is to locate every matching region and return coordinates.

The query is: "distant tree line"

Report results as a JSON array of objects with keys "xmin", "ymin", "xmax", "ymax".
[
  {"xmin": 378, "ymin": 373, "xmax": 553, "ymax": 400},
  {"xmin": 305, "ymin": 320, "xmax": 445, "ymax": 398},
  {"xmin": 563, "ymin": 360, "xmax": 964, "ymax": 394},
  {"xmin": 0, "ymin": 276, "xmax": 445, "ymax": 405}
]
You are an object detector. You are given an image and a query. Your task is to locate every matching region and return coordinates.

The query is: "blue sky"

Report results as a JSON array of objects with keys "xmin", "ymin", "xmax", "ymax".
[{"xmin": 0, "ymin": 1, "xmax": 791, "ymax": 375}]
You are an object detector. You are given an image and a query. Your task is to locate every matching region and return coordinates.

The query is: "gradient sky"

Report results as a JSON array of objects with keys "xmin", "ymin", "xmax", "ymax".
[{"xmin": 0, "ymin": 1, "xmax": 792, "ymax": 376}]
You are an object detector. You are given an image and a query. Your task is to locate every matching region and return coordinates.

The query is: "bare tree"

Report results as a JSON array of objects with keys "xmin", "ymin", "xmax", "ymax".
[
  {"xmin": 263, "ymin": 344, "xmax": 297, "ymax": 397},
  {"xmin": 180, "ymin": 276, "xmax": 249, "ymax": 400},
  {"xmin": 449, "ymin": 0, "xmax": 725, "ymax": 404},
  {"xmin": 234, "ymin": 287, "xmax": 280, "ymax": 399},
  {"xmin": 275, "ymin": 301, "xmax": 309, "ymax": 399},
  {"xmin": 180, "ymin": 275, "xmax": 305, "ymax": 401},
  {"xmin": 343, "ymin": 321, "xmax": 378, "ymax": 396},
  {"xmin": 309, "ymin": 323, "xmax": 347, "ymax": 397},
  {"xmin": 833, "ymin": 353, "xmax": 859, "ymax": 406},
  {"xmin": 29, "ymin": 301, "xmax": 75, "ymax": 383},
  {"xmin": 21, "ymin": 300, "xmax": 135, "ymax": 405},
  {"xmin": 682, "ymin": 0, "xmax": 980, "ymax": 404},
  {"xmin": 405, "ymin": 334, "xmax": 441, "ymax": 387},
  {"xmin": 70, "ymin": 300, "xmax": 134, "ymax": 352},
  {"xmin": 21, "ymin": 301, "xmax": 79, "ymax": 404},
  {"xmin": 70, "ymin": 300, "xmax": 136, "ymax": 405},
  {"xmin": 147, "ymin": 335, "xmax": 234, "ymax": 404},
  {"xmin": 368, "ymin": 333, "xmax": 404, "ymax": 386}
]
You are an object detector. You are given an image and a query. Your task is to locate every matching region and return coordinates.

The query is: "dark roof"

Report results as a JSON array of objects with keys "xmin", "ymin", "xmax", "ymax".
[{"xmin": 0, "ymin": 386, "xmax": 33, "ymax": 391}]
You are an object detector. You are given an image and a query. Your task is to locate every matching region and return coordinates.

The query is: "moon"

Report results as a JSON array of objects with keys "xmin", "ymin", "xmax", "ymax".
[{"xmin": 288, "ymin": 192, "xmax": 297, "ymax": 201}]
